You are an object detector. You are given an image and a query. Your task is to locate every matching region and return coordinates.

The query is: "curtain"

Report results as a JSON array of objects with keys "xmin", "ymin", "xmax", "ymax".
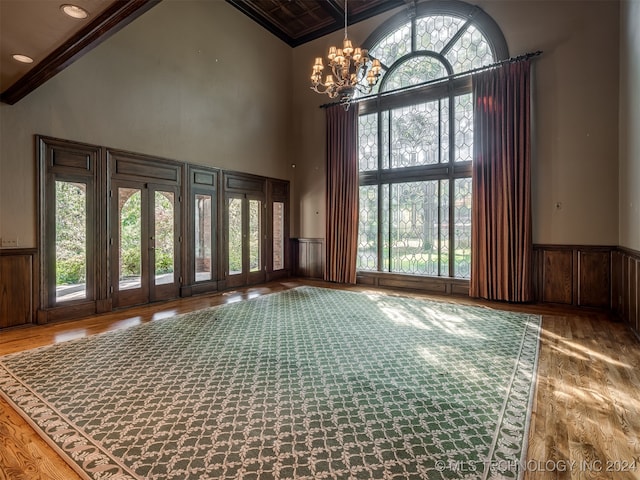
[
  {"xmin": 470, "ymin": 59, "xmax": 533, "ymax": 302},
  {"xmin": 325, "ymin": 103, "xmax": 359, "ymax": 284}
]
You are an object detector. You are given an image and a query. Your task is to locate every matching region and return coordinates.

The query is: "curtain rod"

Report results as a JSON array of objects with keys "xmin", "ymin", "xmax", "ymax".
[{"xmin": 319, "ymin": 50, "xmax": 543, "ymax": 109}]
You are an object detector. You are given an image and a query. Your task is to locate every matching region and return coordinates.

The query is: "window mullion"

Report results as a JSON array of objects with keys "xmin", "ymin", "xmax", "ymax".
[
  {"xmin": 448, "ymin": 92, "xmax": 456, "ymax": 278},
  {"xmin": 376, "ymin": 111, "xmax": 383, "ymax": 272}
]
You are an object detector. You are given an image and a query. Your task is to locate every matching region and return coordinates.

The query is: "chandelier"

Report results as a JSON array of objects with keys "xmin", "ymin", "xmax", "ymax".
[{"xmin": 310, "ymin": 0, "xmax": 382, "ymax": 106}]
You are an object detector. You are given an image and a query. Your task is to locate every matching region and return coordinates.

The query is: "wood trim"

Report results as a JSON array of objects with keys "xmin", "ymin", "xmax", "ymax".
[
  {"xmin": 182, "ymin": 165, "xmax": 219, "ymax": 296},
  {"xmin": 0, "ymin": 0, "xmax": 161, "ymax": 105},
  {"xmin": 0, "ymin": 248, "xmax": 37, "ymax": 256},
  {"xmin": 292, "ymin": 238, "xmax": 325, "ymax": 279},
  {"xmin": 612, "ymin": 247, "xmax": 640, "ymax": 336},
  {"xmin": 0, "ymin": 251, "xmax": 36, "ymax": 327},
  {"xmin": 532, "ymin": 245, "xmax": 614, "ymax": 309},
  {"xmin": 37, "ymin": 136, "xmax": 104, "ymax": 319},
  {"xmin": 108, "ymin": 149, "xmax": 183, "ymax": 185},
  {"xmin": 266, "ymin": 179, "xmax": 290, "ymax": 277},
  {"xmin": 357, "ymin": 271, "xmax": 469, "ymax": 296}
]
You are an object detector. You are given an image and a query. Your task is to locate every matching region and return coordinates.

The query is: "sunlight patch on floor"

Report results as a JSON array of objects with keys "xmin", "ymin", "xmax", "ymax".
[
  {"xmin": 109, "ymin": 316, "xmax": 142, "ymax": 330},
  {"xmin": 54, "ymin": 329, "xmax": 87, "ymax": 343},
  {"xmin": 152, "ymin": 310, "xmax": 178, "ymax": 321}
]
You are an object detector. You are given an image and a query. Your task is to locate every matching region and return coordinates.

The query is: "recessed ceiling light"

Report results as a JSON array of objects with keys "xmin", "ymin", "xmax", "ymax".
[
  {"xmin": 12, "ymin": 54, "xmax": 34, "ymax": 64},
  {"xmin": 61, "ymin": 4, "xmax": 89, "ymax": 19}
]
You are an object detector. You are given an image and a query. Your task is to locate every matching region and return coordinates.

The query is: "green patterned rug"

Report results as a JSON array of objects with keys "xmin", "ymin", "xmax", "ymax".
[{"xmin": 0, "ymin": 286, "xmax": 540, "ymax": 479}]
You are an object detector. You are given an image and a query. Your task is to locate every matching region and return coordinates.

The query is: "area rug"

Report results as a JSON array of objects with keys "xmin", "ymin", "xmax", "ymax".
[{"xmin": 0, "ymin": 286, "xmax": 540, "ymax": 480}]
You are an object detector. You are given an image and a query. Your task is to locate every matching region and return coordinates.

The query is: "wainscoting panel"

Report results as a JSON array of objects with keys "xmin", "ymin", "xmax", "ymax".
[
  {"xmin": 0, "ymin": 249, "xmax": 36, "ymax": 328},
  {"xmin": 577, "ymin": 250, "xmax": 610, "ymax": 308},
  {"xmin": 611, "ymin": 248, "xmax": 640, "ymax": 335},
  {"xmin": 630, "ymin": 257, "xmax": 638, "ymax": 332},
  {"xmin": 538, "ymin": 248, "xmax": 574, "ymax": 304},
  {"xmin": 292, "ymin": 239, "xmax": 324, "ymax": 279},
  {"xmin": 533, "ymin": 245, "xmax": 613, "ymax": 308},
  {"xmin": 611, "ymin": 250, "xmax": 624, "ymax": 315},
  {"xmin": 357, "ymin": 271, "xmax": 469, "ymax": 296}
]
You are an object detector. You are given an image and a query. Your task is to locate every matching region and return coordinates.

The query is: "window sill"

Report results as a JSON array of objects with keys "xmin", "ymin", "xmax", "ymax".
[{"xmin": 356, "ymin": 270, "xmax": 469, "ymax": 296}]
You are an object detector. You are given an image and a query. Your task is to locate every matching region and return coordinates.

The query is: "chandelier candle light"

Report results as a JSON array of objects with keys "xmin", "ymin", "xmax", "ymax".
[{"xmin": 310, "ymin": 0, "xmax": 382, "ymax": 106}]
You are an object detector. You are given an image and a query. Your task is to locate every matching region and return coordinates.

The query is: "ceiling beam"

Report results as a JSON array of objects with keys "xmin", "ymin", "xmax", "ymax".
[{"xmin": 0, "ymin": 0, "xmax": 161, "ymax": 105}]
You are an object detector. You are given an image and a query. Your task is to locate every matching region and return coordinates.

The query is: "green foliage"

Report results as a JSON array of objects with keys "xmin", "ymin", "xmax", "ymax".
[
  {"xmin": 56, "ymin": 256, "xmax": 86, "ymax": 285},
  {"xmin": 155, "ymin": 253, "xmax": 173, "ymax": 275},
  {"xmin": 228, "ymin": 199, "xmax": 243, "ymax": 273},
  {"xmin": 121, "ymin": 249, "xmax": 141, "ymax": 278},
  {"xmin": 55, "ymin": 181, "xmax": 87, "ymax": 285}
]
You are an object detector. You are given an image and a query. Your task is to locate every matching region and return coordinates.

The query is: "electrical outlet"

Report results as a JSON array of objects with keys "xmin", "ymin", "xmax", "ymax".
[{"xmin": 1, "ymin": 237, "xmax": 18, "ymax": 247}]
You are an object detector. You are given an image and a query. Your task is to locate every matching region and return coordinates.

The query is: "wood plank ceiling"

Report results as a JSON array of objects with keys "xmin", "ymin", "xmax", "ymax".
[
  {"xmin": 0, "ymin": 0, "xmax": 407, "ymax": 105},
  {"xmin": 225, "ymin": 0, "xmax": 407, "ymax": 47}
]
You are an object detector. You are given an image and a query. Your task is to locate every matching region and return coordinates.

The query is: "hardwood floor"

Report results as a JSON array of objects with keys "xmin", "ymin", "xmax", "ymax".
[{"xmin": 1, "ymin": 279, "xmax": 638, "ymax": 480}]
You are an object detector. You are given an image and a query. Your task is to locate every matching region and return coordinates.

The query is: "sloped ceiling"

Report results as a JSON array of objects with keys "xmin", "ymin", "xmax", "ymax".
[{"xmin": 0, "ymin": 0, "xmax": 407, "ymax": 105}]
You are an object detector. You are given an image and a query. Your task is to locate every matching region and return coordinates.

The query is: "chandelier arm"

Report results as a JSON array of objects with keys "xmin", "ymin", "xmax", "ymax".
[{"xmin": 309, "ymin": 0, "xmax": 381, "ymax": 108}]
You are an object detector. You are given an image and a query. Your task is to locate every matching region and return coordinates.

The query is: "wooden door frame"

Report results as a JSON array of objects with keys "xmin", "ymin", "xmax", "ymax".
[
  {"xmin": 108, "ymin": 149, "xmax": 183, "ymax": 309},
  {"xmin": 221, "ymin": 172, "xmax": 267, "ymax": 289},
  {"xmin": 110, "ymin": 180, "xmax": 150, "ymax": 309}
]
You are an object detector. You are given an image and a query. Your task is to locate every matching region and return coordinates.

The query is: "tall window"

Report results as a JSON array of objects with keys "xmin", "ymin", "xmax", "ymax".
[{"xmin": 357, "ymin": 3, "xmax": 507, "ymax": 279}]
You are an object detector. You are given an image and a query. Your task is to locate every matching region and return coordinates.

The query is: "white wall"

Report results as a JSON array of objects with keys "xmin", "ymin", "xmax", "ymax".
[{"xmin": 0, "ymin": 0, "xmax": 293, "ymax": 248}]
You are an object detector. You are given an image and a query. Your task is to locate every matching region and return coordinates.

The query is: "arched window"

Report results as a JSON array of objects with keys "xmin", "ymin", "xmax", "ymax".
[{"xmin": 357, "ymin": 1, "xmax": 508, "ymax": 280}]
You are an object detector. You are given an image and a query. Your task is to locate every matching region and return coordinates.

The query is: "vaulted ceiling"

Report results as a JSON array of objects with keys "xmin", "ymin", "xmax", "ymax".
[{"xmin": 0, "ymin": 0, "xmax": 407, "ymax": 105}]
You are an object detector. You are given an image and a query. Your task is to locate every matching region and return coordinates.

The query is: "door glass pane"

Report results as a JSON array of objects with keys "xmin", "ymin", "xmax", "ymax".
[
  {"xmin": 154, "ymin": 191, "xmax": 175, "ymax": 286},
  {"xmin": 272, "ymin": 202, "xmax": 284, "ymax": 271},
  {"xmin": 55, "ymin": 181, "xmax": 87, "ymax": 302},
  {"xmin": 195, "ymin": 194, "xmax": 212, "ymax": 282},
  {"xmin": 249, "ymin": 200, "xmax": 261, "ymax": 272},
  {"xmin": 228, "ymin": 198, "xmax": 242, "ymax": 275},
  {"xmin": 119, "ymin": 188, "xmax": 142, "ymax": 290}
]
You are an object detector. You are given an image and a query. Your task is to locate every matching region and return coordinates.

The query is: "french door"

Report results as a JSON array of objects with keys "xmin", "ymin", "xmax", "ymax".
[
  {"xmin": 226, "ymin": 193, "xmax": 265, "ymax": 287},
  {"xmin": 111, "ymin": 181, "xmax": 181, "ymax": 308}
]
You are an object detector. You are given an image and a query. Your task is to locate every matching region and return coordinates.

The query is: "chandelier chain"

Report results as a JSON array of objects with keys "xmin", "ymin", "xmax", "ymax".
[{"xmin": 344, "ymin": 0, "xmax": 348, "ymax": 39}]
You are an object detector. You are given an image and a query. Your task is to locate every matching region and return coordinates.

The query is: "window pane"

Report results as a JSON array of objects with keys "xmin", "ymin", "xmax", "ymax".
[
  {"xmin": 381, "ymin": 184, "xmax": 390, "ymax": 271},
  {"xmin": 359, "ymin": 113, "xmax": 378, "ymax": 172},
  {"xmin": 391, "ymin": 101, "xmax": 441, "ymax": 167},
  {"xmin": 390, "ymin": 181, "xmax": 439, "ymax": 275},
  {"xmin": 439, "ymin": 180, "xmax": 450, "ymax": 276},
  {"xmin": 369, "ymin": 22, "xmax": 411, "ymax": 69},
  {"xmin": 119, "ymin": 188, "xmax": 141, "ymax": 290},
  {"xmin": 228, "ymin": 198, "xmax": 242, "ymax": 275},
  {"xmin": 249, "ymin": 200, "xmax": 261, "ymax": 272},
  {"xmin": 440, "ymin": 98, "xmax": 450, "ymax": 163},
  {"xmin": 381, "ymin": 111, "xmax": 390, "ymax": 169},
  {"xmin": 55, "ymin": 181, "xmax": 87, "ymax": 302},
  {"xmin": 416, "ymin": 15, "xmax": 466, "ymax": 53},
  {"xmin": 195, "ymin": 194, "xmax": 213, "ymax": 282},
  {"xmin": 445, "ymin": 25, "xmax": 495, "ymax": 74},
  {"xmin": 382, "ymin": 56, "xmax": 447, "ymax": 92},
  {"xmin": 272, "ymin": 202, "xmax": 284, "ymax": 271},
  {"xmin": 455, "ymin": 93, "xmax": 474, "ymax": 162},
  {"xmin": 358, "ymin": 185, "xmax": 378, "ymax": 271},
  {"xmin": 454, "ymin": 178, "xmax": 472, "ymax": 278},
  {"xmin": 154, "ymin": 191, "xmax": 174, "ymax": 286}
]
